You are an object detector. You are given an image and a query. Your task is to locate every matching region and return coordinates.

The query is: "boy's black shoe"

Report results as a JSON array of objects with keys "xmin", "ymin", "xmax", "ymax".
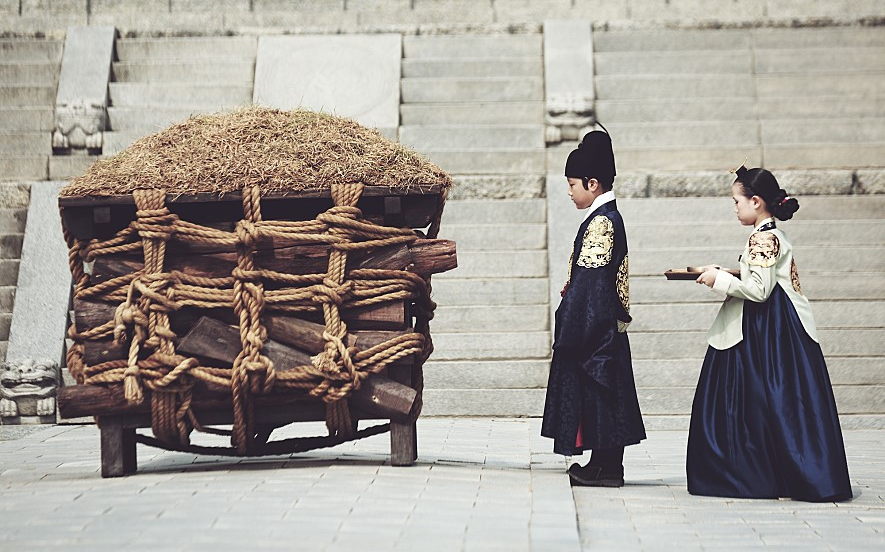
[{"xmin": 568, "ymin": 462, "xmax": 625, "ymax": 487}]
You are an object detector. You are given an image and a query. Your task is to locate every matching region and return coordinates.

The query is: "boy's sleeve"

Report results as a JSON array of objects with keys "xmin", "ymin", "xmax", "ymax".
[{"xmin": 712, "ymin": 231, "xmax": 778, "ymax": 303}]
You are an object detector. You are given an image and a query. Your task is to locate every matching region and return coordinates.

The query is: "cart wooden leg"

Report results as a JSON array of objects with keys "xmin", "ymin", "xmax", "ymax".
[
  {"xmin": 122, "ymin": 426, "xmax": 137, "ymax": 475},
  {"xmin": 99, "ymin": 417, "xmax": 126, "ymax": 478},
  {"xmin": 389, "ymin": 365, "xmax": 417, "ymax": 466}
]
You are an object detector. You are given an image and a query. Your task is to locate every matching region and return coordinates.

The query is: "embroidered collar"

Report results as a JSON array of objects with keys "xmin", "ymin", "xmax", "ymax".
[
  {"xmin": 582, "ymin": 191, "xmax": 616, "ymax": 222},
  {"xmin": 755, "ymin": 218, "xmax": 776, "ymax": 232}
]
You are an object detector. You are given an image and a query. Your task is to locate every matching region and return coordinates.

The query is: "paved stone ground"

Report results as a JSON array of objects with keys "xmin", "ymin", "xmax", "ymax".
[{"xmin": 0, "ymin": 420, "xmax": 882, "ymax": 551}]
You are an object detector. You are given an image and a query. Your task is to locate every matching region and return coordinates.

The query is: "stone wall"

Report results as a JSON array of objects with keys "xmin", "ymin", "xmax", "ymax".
[{"xmin": 2, "ymin": 0, "xmax": 884, "ymax": 36}]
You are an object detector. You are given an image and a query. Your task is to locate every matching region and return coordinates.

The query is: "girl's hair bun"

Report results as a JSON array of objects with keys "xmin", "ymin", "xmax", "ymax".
[{"xmin": 771, "ymin": 190, "xmax": 800, "ymax": 221}]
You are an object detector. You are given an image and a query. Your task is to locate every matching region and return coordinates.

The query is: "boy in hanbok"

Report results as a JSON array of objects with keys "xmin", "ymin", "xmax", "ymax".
[
  {"xmin": 689, "ymin": 166, "xmax": 852, "ymax": 502},
  {"xmin": 541, "ymin": 129, "xmax": 646, "ymax": 487}
]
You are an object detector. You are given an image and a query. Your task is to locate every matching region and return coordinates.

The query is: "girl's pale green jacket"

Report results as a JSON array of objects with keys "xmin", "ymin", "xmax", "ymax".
[{"xmin": 707, "ymin": 219, "xmax": 819, "ymax": 350}]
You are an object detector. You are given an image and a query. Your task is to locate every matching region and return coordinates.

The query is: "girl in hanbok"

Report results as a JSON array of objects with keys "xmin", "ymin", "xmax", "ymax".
[{"xmin": 688, "ymin": 166, "xmax": 852, "ymax": 502}]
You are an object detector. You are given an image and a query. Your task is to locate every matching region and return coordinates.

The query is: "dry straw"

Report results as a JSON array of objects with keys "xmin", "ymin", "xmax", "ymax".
[{"xmin": 61, "ymin": 106, "xmax": 452, "ymax": 197}]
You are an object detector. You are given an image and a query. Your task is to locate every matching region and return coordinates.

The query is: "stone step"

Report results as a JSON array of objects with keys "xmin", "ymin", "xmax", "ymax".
[
  {"xmin": 107, "ymin": 107, "xmax": 204, "ymax": 131},
  {"xmin": 0, "ymin": 233, "xmax": 23, "ymax": 259},
  {"xmin": 112, "ymin": 61, "xmax": 255, "ymax": 83},
  {"xmin": 0, "ymin": 108, "xmax": 54, "ymax": 131},
  {"xmin": 595, "ymin": 51, "xmax": 751, "ymax": 75},
  {"xmin": 403, "ymin": 35, "xmax": 542, "ymax": 59},
  {"xmin": 108, "ymin": 83, "xmax": 253, "ymax": 108},
  {"xmin": 606, "ymin": 121, "xmax": 758, "ymax": 148},
  {"xmin": 422, "ymin": 149, "xmax": 545, "ymax": 174},
  {"xmin": 0, "ymin": 156, "xmax": 46, "ymax": 181},
  {"xmin": 751, "ymin": 27, "xmax": 885, "ymax": 49},
  {"xmin": 431, "ymin": 278, "xmax": 549, "ymax": 306},
  {"xmin": 594, "ymin": 28, "xmax": 885, "ymax": 53},
  {"xmin": 399, "ymin": 125, "xmax": 544, "ymax": 150},
  {"xmin": 594, "ymin": 29, "xmax": 751, "ymax": 52},
  {"xmin": 629, "ymin": 329, "xmax": 885, "ymax": 359},
  {"xmin": 49, "ymin": 155, "xmax": 101, "ymax": 180},
  {"xmin": 114, "ymin": 36, "xmax": 258, "ymax": 60},
  {"xmin": 421, "ymin": 388, "xmax": 545, "ymax": 416},
  {"xmin": 0, "ymin": 40, "xmax": 64, "ymax": 63},
  {"xmin": 633, "ymin": 357, "xmax": 885, "ymax": 388},
  {"xmin": 102, "ymin": 131, "xmax": 152, "ymax": 156},
  {"xmin": 0, "ymin": 340, "xmax": 6, "ymax": 361},
  {"xmin": 440, "ymin": 199, "xmax": 546, "ymax": 225},
  {"xmin": 433, "ymin": 304, "xmax": 549, "ymax": 332},
  {"xmin": 430, "ymin": 331, "xmax": 551, "ymax": 361},
  {"xmin": 754, "ymin": 48, "xmax": 885, "ymax": 74},
  {"xmin": 402, "ymin": 57, "xmax": 541, "ymax": 78},
  {"xmin": 0, "ymin": 286, "xmax": 14, "ymax": 313},
  {"xmin": 629, "ymin": 246, "xmax": 885, "ymax": 276},
  {"xmin": 0, "ymin": 63, "xmax": 59, "ymax": 85},
  {"xmin": 764, "ymin": 144, "xmax": 885, "ymax": 170},
  {"xmin": 635, "ymin": 385, "xmax": 885, "ymax": 416},
  {"xmin": 0, "ymin": 183, "xmax": 29, "ymax": 209},
  {"xmin": 0, "ymin": 133, "xmax": 51, "ymax": 156},
  {"xmin": 0, "ymin": 85, "xmax": 56, "ymax": 107},
  {"xmin": 618, "ymin": 196, "xmax": 885, "ymax": 222},
  {"xmin": 631, "ymin": 273, "xmax": 885, "ymax": 304},
  {"xmin": 435, "ymin": 250, "xmax": 547, "ymax": 279},
  {"xmin": 629, "ymin": 301, "xmax": 885, "ymax": 333},
  {"xmin": 628, "ymin": 220, "xmax": 885, "ymax": 249},
  {"xmin": 597, "ymin": 97, "xmax": 885, "ymax": 123},
  {"xmin": 756, "ymin": 73, "xmax": 885, "ymax": 98},
  {"xmin": 401, "ymin": 77, "xmax": 543, "ymax": 103},
  {"xmin": 0, "ymin": 312, "xmax": 11, "ymax": 341},
  {"xmin": 437, "ymin": 223, "xmax": 546, "ymax": 250},
  {"xmin": 0, "ymin": 209, "xmax": 26, "ymax": 234},
  {"xmin": 762, "ymin": 119, "xmax": 885, "ymax": 144},
  {"xmin": 0, "ymin": 259, "xmax": 20, "ymax": 286},
  {"xmin": 423, "ymin": 359, "xmax": 549, "ymax": 389},
  {"xmin": 574, "ymin": 145, "xmax": 761, "ymax": 173},
  {"xmin": 400, "ymin": 102, "xmax": 544, "ymax": 126},
  {"xmin": 595, "ymin": 75, "xmax": 753, "ymax": 100}
]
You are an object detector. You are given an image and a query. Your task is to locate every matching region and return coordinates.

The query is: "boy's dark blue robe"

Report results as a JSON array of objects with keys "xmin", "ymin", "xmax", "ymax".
[{"xmin": 541, "ymin": 200, "xmax": 646, "ymax": 455}]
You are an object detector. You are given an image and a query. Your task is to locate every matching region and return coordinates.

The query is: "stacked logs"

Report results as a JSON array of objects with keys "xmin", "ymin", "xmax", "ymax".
[{"xmin": 55, "ymin": 108, "xmax": 456, "ymax": 467}]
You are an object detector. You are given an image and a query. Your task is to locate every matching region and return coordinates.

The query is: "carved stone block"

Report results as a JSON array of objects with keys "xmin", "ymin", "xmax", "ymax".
[
  {"xmin": 0, "ymin": 359, "xmax": 59, "ymax": 424},
  {"xmin": 53, "ymin": 101, "xmax": 106, "ymax": 151}
]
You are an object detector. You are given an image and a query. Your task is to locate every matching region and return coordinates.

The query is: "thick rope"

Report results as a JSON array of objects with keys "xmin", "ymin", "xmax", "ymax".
[{"xmin": 64, "ymin": 184, "xmax": 440, "ymax": 455}]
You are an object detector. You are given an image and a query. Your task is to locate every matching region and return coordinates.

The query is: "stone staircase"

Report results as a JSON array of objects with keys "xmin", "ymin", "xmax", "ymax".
[
  {"xmin": 0, "ymin": 183, "xmax": 30, "ymax": 362},
  {"xmin": 423, "ymin": 199, "xmax": 550, "ymax": 415},
  {"xmin": 584, "ymin": 26, "xmax": 885, "ymax": 172},
  {"xmin": 399, "ymin": 34, "xmax": 546, "ymax": 183},
  {"xmin": 622, "ymin": 195, "xmax": 885, "ymax": 428},
  {"xmin": 103, "ymin": 36, "xmax": 257, "ymax": 156},
  {"xmin": 0, "ymin": 38, "xmax": 62, "ymax": 181}
]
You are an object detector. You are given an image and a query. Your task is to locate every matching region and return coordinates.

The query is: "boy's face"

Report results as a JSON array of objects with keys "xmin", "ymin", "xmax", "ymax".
[{"xmin": 567, "ymin": 177, "xmax": 597, "ymax": 209}]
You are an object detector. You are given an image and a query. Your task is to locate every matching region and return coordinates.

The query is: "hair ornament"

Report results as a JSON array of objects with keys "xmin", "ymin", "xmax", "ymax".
[{"xmin": 729, "ymin": 158, "xmax": 749, "ymax": 181}]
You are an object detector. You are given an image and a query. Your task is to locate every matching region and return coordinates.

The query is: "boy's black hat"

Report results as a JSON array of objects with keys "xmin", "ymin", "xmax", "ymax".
[{"xmin": 564, "ymin": 128, "xmax": 617, "ymax": 183}]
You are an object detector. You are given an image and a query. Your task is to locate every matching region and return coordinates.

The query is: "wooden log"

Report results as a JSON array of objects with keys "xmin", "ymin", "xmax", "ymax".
[
  {"xmin": 177, "ymin": 317, "xmax": 417, "ymax": 418},
  {"xmin": 86, "ymin": 238, "xmax": 457, "ymax": 285},
  {"xmin": 264, "ymin": 315, "xmax": 412, "ymax": 356},
  {"xmin": 59, "ymin": 186, "xmax": 445, "ymax": 240},
  {"xmin": 388, "ymin": 364, "xmax": 418, "ymax": 467}
]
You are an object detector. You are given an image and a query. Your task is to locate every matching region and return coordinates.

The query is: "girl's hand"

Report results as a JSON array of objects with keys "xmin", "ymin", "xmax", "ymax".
[{"xmin": 696, "ymin": 268, "xmax": 718, "ymax": 288}]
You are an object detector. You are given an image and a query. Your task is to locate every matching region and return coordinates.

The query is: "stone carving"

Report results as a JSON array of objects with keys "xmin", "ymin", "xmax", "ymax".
[
  {"xmin": 545, "ymin": 93, "xmax": 595, "ymax": 145},
  {"xmin": 52, "ymin": 101, "xmax": 106, "ymax": 152},
  {"xmin": 0, "ymin": 359, "xmax": 59, "ymax": 422}
]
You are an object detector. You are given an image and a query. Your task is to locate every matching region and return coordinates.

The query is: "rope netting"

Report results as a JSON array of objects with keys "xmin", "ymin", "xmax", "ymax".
[{"xmin": 64, "ymin": 182, "xmax": 444, "ymax": 455}]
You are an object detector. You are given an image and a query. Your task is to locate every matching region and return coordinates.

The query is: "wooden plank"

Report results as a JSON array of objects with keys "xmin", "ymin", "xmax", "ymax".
[
  {"xmin": 59, "ymin": 186, "xmax": 444, "ymax": 240},
  {"xmin": 99, "ymin": 417, "xmax": 126, "ymax": 478},
  {"xmin": 388, "ymin": 364, "xmax": 418, "ymax": 466}
]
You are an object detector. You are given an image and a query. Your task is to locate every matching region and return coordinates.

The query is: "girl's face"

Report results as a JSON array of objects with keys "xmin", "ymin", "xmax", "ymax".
[
  {"xmin": 732, "ymin": 182, "xmax": 762, "ymax": 226},
  {"xmin": 568, "ymin": 177, "xmax": 596, "ymax": 209}
]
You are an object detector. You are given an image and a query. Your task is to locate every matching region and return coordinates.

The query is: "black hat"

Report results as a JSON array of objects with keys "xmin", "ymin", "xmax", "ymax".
[{"xmin": 564, "ymin": 128, "xmax": 616, "ymax": 184}]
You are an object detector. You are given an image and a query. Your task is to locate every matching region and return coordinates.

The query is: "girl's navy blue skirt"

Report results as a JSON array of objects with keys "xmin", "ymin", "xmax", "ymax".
[{"xmin": 687, "ymin": 284, "xmax": 852, "ymax": 502}]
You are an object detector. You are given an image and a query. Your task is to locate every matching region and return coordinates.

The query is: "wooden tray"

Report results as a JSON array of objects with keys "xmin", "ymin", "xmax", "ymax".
[{"xmin": 665, "ymin": 268, "xmax": 740, "ymax": 280}]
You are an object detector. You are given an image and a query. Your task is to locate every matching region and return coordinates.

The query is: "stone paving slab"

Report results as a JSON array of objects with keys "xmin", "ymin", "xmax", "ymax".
[
  {"xmin": 573, "ymin": 430, "xmax": 885, "ymax": 552},
  {"xmin": 3, "ymin": 421, "xmax": 883, "ymax": 551},
  {"xmin": 0, "ymin": 418, "xmax": 579, "ymax": 552}
]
